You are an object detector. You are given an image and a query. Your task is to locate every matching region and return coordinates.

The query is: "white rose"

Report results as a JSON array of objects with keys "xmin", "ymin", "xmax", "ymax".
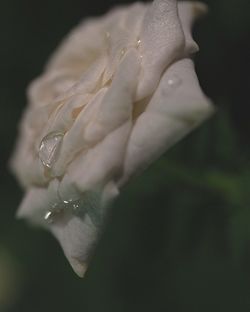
[{"xmin": 11, "ymin": 0, "xmax": 214, "ymax": 277}]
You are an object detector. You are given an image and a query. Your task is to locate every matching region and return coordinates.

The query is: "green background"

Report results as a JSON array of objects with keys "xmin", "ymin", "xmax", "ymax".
[{"xmin": 1, "ymin": 0, "xmax": 250, "ymax": 311}]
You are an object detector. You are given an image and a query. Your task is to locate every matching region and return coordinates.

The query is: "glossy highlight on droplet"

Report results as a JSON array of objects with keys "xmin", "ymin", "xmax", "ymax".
[
  {"xmin": 44, "ymin": 202, "xmax": 64, "ymax": 224},
  {"xmin": 44, "ymin": 211, "xmax": 54, "ymax": 223}
]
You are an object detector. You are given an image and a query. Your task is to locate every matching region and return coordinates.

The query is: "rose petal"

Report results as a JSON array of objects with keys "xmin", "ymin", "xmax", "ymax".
[
  {"xmin": 103, "ymin": 3, "xmax": 147, "ymax": 82},
  {"xmin": 17, "ymin": 179, "xmax": 60, "ymax": 221},
  {"xmin": 47, "ymin": 18, "xmax": 106, "ymax": 73},
  {"xmin": 136, "ymin": 0, "xmax": 185, "ymax": 100},
  {"xmin": 91, "ymin": 48, "xmax": 141, "ymax": 135},
  {"xmin": 50, "ymin": 214, "xmax": 97, "ymax": 277},
  {"xmin": 52, "ymin": 49, "xmax": 140, "ymax": 177},
  {"xmin": 68, "ymin": 121, "xmax": 131, "ymax": 193},
  {"xmin": 119, "ymin": 58, "xmax": 214, "ymax": 185},
  {"xmin": 52, "ymin": 89, "xmax": 107, "ymax": 177},
  {"xmin": 178, "ymin": 1, "xmax": 208, "ymax": 54}
]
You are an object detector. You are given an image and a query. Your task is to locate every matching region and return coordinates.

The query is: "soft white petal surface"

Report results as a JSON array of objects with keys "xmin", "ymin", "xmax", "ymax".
[
  {"xmin": 119, "ymin": 58, "xmax": 214, "ymax": 185},
  {"xmin": 136, "ymin": 0, "xmax": 185, "ymax": 99}
]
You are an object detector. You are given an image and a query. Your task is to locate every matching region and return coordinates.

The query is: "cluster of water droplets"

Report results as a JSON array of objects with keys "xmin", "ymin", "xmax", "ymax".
[
  {"xmin": 43, "ymin": 190, "xmax": 102, "ymax": 226},
  {"xmin": 37, "ymin": 129, "xmax": 103, "ymax": 226},
  {"xmin": 37, "ymin": 131, "xmax": 80, "ymax": 223},
  {"xmin": 44, "ymin": 197, "xmax": 82, "ymax": 224}
]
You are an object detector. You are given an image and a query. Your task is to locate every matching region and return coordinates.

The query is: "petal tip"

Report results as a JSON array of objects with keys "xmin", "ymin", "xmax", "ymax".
[{"xmin": 69, "ymin": 257, "xmax": 88, "ymax": 278}]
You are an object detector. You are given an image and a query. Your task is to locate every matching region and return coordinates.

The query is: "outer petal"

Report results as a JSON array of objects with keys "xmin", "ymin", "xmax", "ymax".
[
  {"xmin": 119, "ymin": 58, "xmax": 214, "ymax": 186},
  {"xmin": 46, "ymin": 18, "xmax": 106, "ymax": 73},
  {"xmin": 17, "ymin": 179, "xmax": 61, "ymax": 222},
  {"xmin": 16, "ymin": 49, "xmax": 141, "ymax": 277},
  {"xmin": 68, "ymin": 121, "xmax": 131, "ymax": 193},
  {"xmin": 51, "ymin": 89, "xmax": 107, "ymax": 177},
  {"xmin": 178, "ymin": 1, "xmax": 208, "ymax": 54},
  {"xmin": 88, "ymin": 49, "xmax": 140, "ymax": 137},
  {"xmin": 16, "ymin": 180, "xmax": 98, "ymax": 277},
  {"xmin": 28, "ymin": 70, "xmax": 77, "ymax": 108},
  {"xmin": 51, "ymin": 213, "xmax": 97, "ymax": 277},
  {"xmin": 17, "ymin": 174, "xmax": 118, "ymax": 277},
  {"xmin": 103, "ymin": 3, "xmax": 147, "ymax": 82},
  {"xmin": 136, "ymin": 0, "xmax": 185, "ymax": 100},
  {"xmin": 52, "ymin": 49, "xmax": 140, "ymax": 177}
]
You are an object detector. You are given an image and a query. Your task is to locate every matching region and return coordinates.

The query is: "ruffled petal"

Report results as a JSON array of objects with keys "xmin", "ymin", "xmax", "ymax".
[
  {"xmin": 51, "ymin": 214, "xmax": 97, "ymax": 277},
  {"xmin": 178, "ymin": 1, "xmax": 208, "ymax": 54},
  {"xmin": 136, "ymin": 0, "xmax": 185, "ymax": 100},
  {"xmin": 119, "ymin": 58, "xmax": 214, "ymax": 185}
]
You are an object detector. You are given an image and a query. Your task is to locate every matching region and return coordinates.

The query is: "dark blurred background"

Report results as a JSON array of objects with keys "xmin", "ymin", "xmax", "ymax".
[{"xmin": 1, "ymin": 0, "xmax": 250, "ymax": 311}]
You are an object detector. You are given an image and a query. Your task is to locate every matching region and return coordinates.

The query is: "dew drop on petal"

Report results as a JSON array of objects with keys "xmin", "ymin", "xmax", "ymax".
[
  {"xmin": 38, "ymin": 131, "xmax": 64, "ymax": 168},
  {"xmin": 44, "ymin": 211, "xmax": 54, "ymax": 223},
  {"xmin": 62, "ymin": 198, "xmax": 81, "ymax": 212},
  {"xmin": 167, "ymin": 75, "xmax": 182, "ymax": 89},
  {"xmin": 120, "ymin": 48, "xmax": 126, "ymax": 59},
  {"xmin": 63, "ymin": 199, "xmax": 71, "ymax": 204},
  {"xmin": 73, "ymin": 203, "xmax": 79, "ymax": 210}
]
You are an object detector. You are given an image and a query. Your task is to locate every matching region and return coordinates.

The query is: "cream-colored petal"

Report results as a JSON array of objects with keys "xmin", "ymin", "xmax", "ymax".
[
  {"xmin": 101, "ymin": 5, "xmax": 128, "ymax": 30},
  {"xmin": 90, "ymin": 48, "xmax": 141, "ymax": 136},
  {"xmin": 17, "ymin": 179, "xmax": 102, "ymax": 278},
  {"xmin": 52, "ymin": 48, "xmax": 140, "ymax": 178},
  {"xmin": 50, "ymin": 214, "xmax": 97, "ymax": 278},
  {"xmin": 119, "ymin": 58, "xmax": 214, "ymax": 186},
  {"xmin": 123, "ymin": 2, "xmax": 147, "ymax": 33},
  {"xmin": 68, "ymin": 121, "xmax": 131, "ymax": 193},
  {"xmin": 136, "ymin": 0, "xmax": 185, "ymax": 100},
  {"xmin": 103, "ymin": 27, "xmax": 131, "ymax": 82},
  {"xmin": 54, "ymin": 55, "xmax": 106, "ymax": 103},
  {"xmin": 178, "ymin": 1, "xmax": 208, "ymax": 54},
  {"xmin": 46, "ymin": 18, "xmax": 106, "ymax": 73},
  {"xmin": 103, "ymin": 3, "xmax": 147, "ymax": 82},
  {"xmin": 16, "ymin": 179, "xmax": 60, "ymax": 221},
  {"xmin": 52, "ymin": 89, "xmax": 107, "ymax": 177},
  {"xmin": 28, "ymin": 70, "xmax": 77, "ymax": 108},
  {"xmin": 10, "ymin": 121, "xmax": 48, "ymax": 188},
  {"xmin": 42, "ymin": 93, "xmax": 91, "ymax": 136}
]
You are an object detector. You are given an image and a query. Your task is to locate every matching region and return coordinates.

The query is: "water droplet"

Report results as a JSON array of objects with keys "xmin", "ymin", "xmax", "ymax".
[
  {"xmin": 44, "ymin": 203, "xmax": 63, "ymax": 224},
  {"xmin": 44, "ymin": 209, "xmax": 60, "ymax": 223},
  {"xmin": 62, "ymin": 198, "xmax": 81, "ymax": 212},
  {"xmin": 38, "ymin": 131, "xmax": 64, "ymax": 169},
  {"xmin": 63, "ymin": 199, "xmax": 71, "ymax": 204},
  {"xmin": 120, "ymin": 48, "xmax": 126, "ymax": 59},
  {"xmin": 44, "ymin": 211, "xmax": 53, "ymax": 222},
  {"xmin": 73, "ymin": 203, "xmax": 79, "ymax": 210},
  {"xmin": 167, "ymin": 75, "xmax": 182, "ymax": 89}
]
